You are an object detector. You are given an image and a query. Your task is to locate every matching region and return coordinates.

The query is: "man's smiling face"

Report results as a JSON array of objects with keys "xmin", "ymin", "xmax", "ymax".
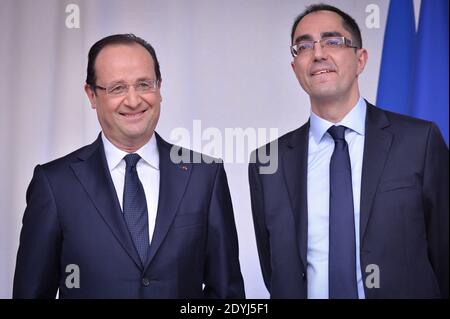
[
  {"xmin": 85, "ymin": 43, "xmax": 162, "ymax": 151},
  {"xmin": 291, "ymin": 10, "xmax": 367, "ymax": 108}
]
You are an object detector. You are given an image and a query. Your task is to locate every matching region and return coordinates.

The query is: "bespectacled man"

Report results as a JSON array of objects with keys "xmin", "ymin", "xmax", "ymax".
[
  {"xmin": 249, "ymin": 4, "xmax": 448, "ymax": 299},
  {"xmin": 14, "ymin": 34, "xmax": 245, "ymax": 299}
]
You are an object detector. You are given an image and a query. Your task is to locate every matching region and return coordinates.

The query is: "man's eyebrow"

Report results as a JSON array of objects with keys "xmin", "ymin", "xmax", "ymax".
[
  {"xmin": 321, "ymin": 31, "xmax": 343, "ymax": 38},
  {"xmin": 135, "ymin": 77, "xmax": 153, "ymax": 82},
  {"xmin": 108, "ymin": 77, "xmax": 153, "ymax": 84},
  {"xmin": 294, "ymin": 34, "xmax": 313, "ymax": 44},
  {"xmin": 293, "ymin": 31, "xmax": 344, "ymax": 44},
  {"xmin": 108, "ymin": 80, "xmax": 127, "ymax": 85}
]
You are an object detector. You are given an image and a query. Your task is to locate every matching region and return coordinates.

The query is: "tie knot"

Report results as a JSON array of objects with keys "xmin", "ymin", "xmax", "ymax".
[
  {"xmin": 328, "ymin": 125, "xmax": 347, "ymax": 141},
  {"xmin": 124, "ymin": 153, "xmax": 141, "ymax": 169}
]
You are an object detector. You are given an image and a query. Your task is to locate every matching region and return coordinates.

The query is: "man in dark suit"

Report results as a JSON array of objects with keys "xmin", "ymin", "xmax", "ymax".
[
  {"xmin": 13, "ymin": 34, "xmax": 245, "ymax": 298},
  {"xmin": 249, "ymin": 4, "xmax": 448, "ymax": 299}
]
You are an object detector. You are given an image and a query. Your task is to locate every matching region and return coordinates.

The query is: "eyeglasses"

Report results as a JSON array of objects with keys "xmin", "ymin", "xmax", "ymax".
[
  {"xmin": 93, "ymin": 79, "xmax": 159, "ymax": 96},
  {"xmin": 290, "ymin": 36, "xmax": 358, "ymax": 57}
]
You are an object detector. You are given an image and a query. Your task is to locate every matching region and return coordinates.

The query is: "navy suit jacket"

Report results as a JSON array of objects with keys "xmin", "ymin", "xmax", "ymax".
[
  {"xmin": 249, "ymin": 102, "xmax": 448, "ymax": 298},
  {"xmin": 14, "ymin": 133, "xmax": 245, "ymax": 298}
]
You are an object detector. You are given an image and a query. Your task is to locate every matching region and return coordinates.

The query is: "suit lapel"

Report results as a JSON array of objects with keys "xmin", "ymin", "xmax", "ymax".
[
  {"xmin": 145, "ymin": 133, "xmax": 192, "ymax": 268},
  {"xmin": 360, "ymin": 103, "xmax": 393, "ymax": 242},
  {"xmin": 282, "ymin": 123, "xmax": 309, "ymax": 268},
  {"xmin": 71, "ymin": 135, "xmax": 142, "ymax": 269}
]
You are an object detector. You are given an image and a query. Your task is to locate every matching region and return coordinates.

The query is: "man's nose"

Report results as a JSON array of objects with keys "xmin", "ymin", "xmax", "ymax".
[
  {"xmin": 313, "ymin": 41, "xmax": 327, "ymax": 61},
  {"xmin": 124, "ymin": 86, "xmax": 141, "ymax": 108}
]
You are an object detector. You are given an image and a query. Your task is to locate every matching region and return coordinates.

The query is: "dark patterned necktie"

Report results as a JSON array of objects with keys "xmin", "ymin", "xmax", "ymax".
[{"xmin": 123, "ymin": 153, "xmax": 149, "ymax": 266}]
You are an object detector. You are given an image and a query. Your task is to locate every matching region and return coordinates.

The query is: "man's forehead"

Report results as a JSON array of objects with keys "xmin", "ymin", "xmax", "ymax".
[
  {"xmin": 97, "ymin": 43, "xmax": 152, "ymax": 60},
  {"xmin": 95, "ymin": 44, "xmax": 155, "ymax": 71},
  {"xmin": 294, "ymin": 10, "xmax": 348, "ymax": 38},
  {"xmin": 94, "ymin": 44, "xmax": 155, "ymax": 81}
]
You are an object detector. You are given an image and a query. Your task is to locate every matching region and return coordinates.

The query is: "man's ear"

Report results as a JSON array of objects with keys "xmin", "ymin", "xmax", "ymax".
[
  {"xmin": 356, "ymin": 48, "xmax": 368, "ymax": 76},
  {"xmin": 84, "ymin": 84, "xmax": 97, "ymax": 109}
]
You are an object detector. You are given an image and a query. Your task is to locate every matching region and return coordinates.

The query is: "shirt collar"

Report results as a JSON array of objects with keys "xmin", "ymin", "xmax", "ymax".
[
  {"xmin": 309, "ymin": 96, "xmax": 366, "ymax": 143},
  {"xmin": 101, "ymin": 133, "xmax": 160, "ymax": 171}
]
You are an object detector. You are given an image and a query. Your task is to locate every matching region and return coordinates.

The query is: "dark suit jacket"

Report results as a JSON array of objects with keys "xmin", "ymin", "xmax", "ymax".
[
  {"xmin": 249, "ymin": 102, "xmax": 448, "ymax": 298},
  {"xmin": 13, "ymin": 133, "xmax": 245, "ymax": 298}
]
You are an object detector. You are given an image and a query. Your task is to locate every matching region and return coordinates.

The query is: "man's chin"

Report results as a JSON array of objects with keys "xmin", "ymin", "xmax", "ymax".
[
  {"xmin": 124, "ymin": 130, "xmax": 152, "ymax": 142},
  {"xmin": 310, "ymin": 90, "xmax": 339, "ymax": 102}
]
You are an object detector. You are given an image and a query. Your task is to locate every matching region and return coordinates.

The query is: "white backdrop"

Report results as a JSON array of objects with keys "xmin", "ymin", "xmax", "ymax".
[{"xmin": 0, "ymin": 0, "xmax": 421, "ymax": 298}]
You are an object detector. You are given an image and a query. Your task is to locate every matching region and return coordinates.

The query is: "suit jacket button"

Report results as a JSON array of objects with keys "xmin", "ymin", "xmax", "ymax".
[
  {"xmin": 142, "ymin": 278, "xmax": 150, "ymax": 286},
  {"xmin": 301, "ymin": 272, "xmax": 307, "ymax": 281}
]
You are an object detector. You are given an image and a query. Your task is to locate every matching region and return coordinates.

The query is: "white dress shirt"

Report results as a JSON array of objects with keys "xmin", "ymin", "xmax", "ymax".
[
  {"xmin": 306, "ymin": 97, "xmax": 366, "ymax": 299},
  {"xmin": 101, "ymin": 133, "xmax": 160, "ymax": 245}
]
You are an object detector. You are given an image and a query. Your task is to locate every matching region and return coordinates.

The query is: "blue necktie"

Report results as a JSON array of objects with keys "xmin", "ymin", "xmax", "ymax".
[
  {"xmin": 123, "ymin": 153, "xmax": 150, "ymax": 266},
  {"xmin": 328, "ymin": 126, "xmax": 358, "ymax": 299}
]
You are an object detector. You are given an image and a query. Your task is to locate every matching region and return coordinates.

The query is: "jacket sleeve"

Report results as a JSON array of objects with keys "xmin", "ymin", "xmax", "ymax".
[
  {"xmin": 203, "ymin": 163, "xmax": 245, "ymax": 298},
  {"xmin": 422, "ymin": 123, "xmax": 449, "ymax": 298},
  {"xmin": 248, "ymin": 156, "xmax": 272, "ymax": 292},
  {"xmin": 13, "ymin": 165, "xmax": 61, "ymax": 299}
]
